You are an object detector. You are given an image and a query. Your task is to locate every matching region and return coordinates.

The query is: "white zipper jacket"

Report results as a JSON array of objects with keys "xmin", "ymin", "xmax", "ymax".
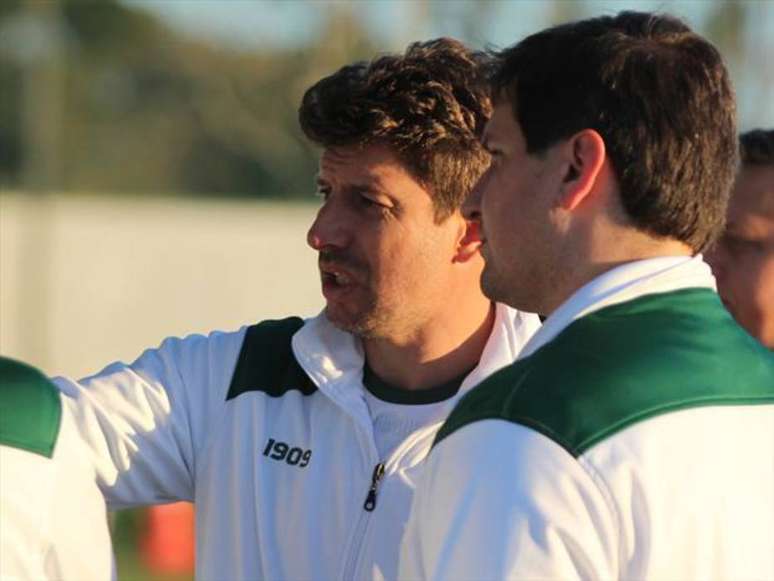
[
  {"xmin": 56, "ymin": 304, "xmax": 540, "ymax": 581},
  {"xmin": 0, "ymin": 358, "xmax": 115, "ymax": 581},
  {"xmin": 400, "ymin": 256, "xmax": 774, "ymax": 581}
]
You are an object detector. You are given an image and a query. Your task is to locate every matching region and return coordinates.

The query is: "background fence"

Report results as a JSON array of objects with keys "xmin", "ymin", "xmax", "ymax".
[{"xmin": 1, "ymin": 192, "xmax": 322, "ymax": 377}]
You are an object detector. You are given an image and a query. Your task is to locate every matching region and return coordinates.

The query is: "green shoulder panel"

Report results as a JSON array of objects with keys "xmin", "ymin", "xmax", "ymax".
[
  {"xmin": 227, "ymin": 316, "xmax": 316, "ymax": 400},
  {"xmin": 0, "ymin": 357, "xmax": 62, "ymax": 458},
  {"xmin": 437, "ymin": 288, "xmax": 774, "ymax": 457}
]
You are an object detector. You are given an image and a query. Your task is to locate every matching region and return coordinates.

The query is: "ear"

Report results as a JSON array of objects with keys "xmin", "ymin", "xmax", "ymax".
[
  {"xmin": 453, "ymin": 217, "xmax": 483, "ymax": 263},
  {"xmin": 558, "ymin": 129, "xmax": 607, "ymax": 212}
]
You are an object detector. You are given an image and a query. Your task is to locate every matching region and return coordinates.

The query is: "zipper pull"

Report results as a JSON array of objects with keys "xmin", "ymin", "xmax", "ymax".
[{"xmin": 363, "ymin": 462, "xmax": 385, "ymax": 512}]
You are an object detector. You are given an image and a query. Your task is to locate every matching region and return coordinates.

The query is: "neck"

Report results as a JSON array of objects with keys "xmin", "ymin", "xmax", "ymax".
[
  {"xmin": 363, "ymin": 298, "xmax": 495, "ymax": 392},
  {"xmin": 543, "ymin": 233, "xmax": 694, "ymax": 316}
]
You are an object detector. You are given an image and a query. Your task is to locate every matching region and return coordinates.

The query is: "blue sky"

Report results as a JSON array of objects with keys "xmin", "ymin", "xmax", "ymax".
[{"xmin": 122, "ymin": 0, "xmax": 717, "ymax": 51}]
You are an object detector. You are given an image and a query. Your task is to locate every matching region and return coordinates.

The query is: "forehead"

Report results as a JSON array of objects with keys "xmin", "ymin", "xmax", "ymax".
[
  {"xmin": 319, "ymin": 144, "xmax": 418, "ymax": 188},
  {"xmin": 482, "ymin": 102, "xmax": 526, "ymax": 150},
  {"xmin": 729, "ymin": 165, "xmax": 774, "ymax": 220}
]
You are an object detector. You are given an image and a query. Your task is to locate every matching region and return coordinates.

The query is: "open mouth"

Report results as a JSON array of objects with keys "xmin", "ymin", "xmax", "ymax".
[
  {"xmin": 320, "ymin": 265, "xmax": 354, "ymax": 286},
  {"xmin": 319, "ymin": 263, "xmax": 360, "ymax": 300},
  {"xmin": 322, "ymin": 270, "xmax": 354, "ymax": 287}
]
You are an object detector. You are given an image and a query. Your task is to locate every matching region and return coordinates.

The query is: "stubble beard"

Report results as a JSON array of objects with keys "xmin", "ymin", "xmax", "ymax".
[
  {"xmin": 326, "ymin": 281, "xmax": 424, "ymax": 341},
  {"xmin": 480, "ymin": 261, "xmax": 512, "ymax": 307},
  {"xmin": 481, "ymin": 259, "xmax": 546, "ymax": 315},
  {"xmin": 325, "ymin": 306, "xmax": 375, "ymax": 337},
  {"xmin": 319, "ymin": 248, "xmax": 389, "ymax": 337},
  {"xmin": 324, "ymin": 293, "xmax": 396, "ymax": 339}
]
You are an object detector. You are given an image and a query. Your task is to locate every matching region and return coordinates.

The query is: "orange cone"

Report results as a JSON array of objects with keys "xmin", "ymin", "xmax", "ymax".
[{"xmin": 139, "ymin": 502, "xmax": 195, "ymax": 574}]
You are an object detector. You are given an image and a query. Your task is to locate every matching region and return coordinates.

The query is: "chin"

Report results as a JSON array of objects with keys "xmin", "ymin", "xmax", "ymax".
[
  {"xmin": 324, "ymin": 306, "xmax": 355, "ymax": 331},
  {"xmin": 480, "ymin": 269, "xmax": 509, "ymax": 305},
  {"xmin": 482, "ymin": 273, "xmax": 541, "ymax": 313},
  {"xmin": 324, "ymin": 305, "xmax": 377, "ymax": 337}
]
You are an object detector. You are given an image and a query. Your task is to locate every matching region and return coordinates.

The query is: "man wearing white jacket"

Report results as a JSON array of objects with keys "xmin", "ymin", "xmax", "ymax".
[
  {"xmin": 55, "ymin": 38, "xmax": 540, "ymax": 580},
  {"xmin": 0, "ymin": 357, "xmax": 114, "ymax": 581},
  {"xmin": 400, "ymin": 12, "xmax": 774, "ymax": 581}
]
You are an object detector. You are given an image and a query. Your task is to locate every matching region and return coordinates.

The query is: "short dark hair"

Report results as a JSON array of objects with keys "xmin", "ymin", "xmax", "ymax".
[
  {"xmin": 490, "ymin": 11, "xmax": 737, "ymax": 252},
  {"xmin": 299, "ymin": 38, "xmax": 492, "ymax": 221},
  {"xmin": 740, "ymin": 129, "xmax": 774, "ymax": 166}
]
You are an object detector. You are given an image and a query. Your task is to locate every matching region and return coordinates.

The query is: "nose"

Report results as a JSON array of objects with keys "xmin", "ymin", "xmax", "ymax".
[
  {"xmin": 307, "ymin": 201, "xmax": 350, "ymax": 251},
  {"xmin": 462, "ymin": 173, "xmax": 485, "ymax": 221}
]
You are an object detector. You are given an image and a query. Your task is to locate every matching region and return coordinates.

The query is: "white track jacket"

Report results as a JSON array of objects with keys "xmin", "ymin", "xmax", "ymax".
[
  {"xmin": 400, "ymin": 256, "xmax": 774, "ymax": 581},
  {"xmin": 55, "ymin": 304, "xmax": 539, "ymax": 581},
  {"xmin": 0, "ymin": 358, "xmax": 114, "ymax": 581}
]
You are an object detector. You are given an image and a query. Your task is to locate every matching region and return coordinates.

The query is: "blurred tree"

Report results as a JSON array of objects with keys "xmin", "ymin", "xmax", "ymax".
[
  {"xmin": 0, "ymin": 52, "xmax": 21, "ymax": 182},
  {"xmin": 705, "ymin": 0, "xmax": 748, "ymax": 67},
  {"xmin": 0, "ymin": 0, "xmax": 378, "ymax": 198},
  {"xmin": 3, "ymin": 0, "xmax": 763, "ymax": 197}
]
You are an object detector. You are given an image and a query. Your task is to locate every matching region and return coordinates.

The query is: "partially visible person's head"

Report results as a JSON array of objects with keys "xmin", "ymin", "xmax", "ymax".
[
  {"xmin": 464, "ymin": 11, "xmax": 737, "ymax": 314},
  {"xmin": 708, "ymin": 129, "xmax": 774, "ymax": 348},
  {"xmin": 299, "ymin": 39, "xmax": 493, "ymax": 337}
]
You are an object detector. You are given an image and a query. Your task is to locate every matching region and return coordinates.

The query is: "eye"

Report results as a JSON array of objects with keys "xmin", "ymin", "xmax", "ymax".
[
  {"xmin": 720, "ymin": 233, "xmax": 761, "ymax": 256},
  {"xmin": 486, "ymin": 150, "xmax": 504, "ymax": 168},
  {"xmin": 483, "ymin": 142, "xmax": 502, "ymax": 158},
  {"xmin": 359, "ymin": 195, "xmax": 379, "ymax": 208}
]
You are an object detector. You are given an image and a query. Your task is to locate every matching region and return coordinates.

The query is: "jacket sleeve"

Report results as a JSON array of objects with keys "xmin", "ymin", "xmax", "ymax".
[
  {"xmin": 0, "ymin": 401, "xmax": 115, "ymax": 581},
  {"xmin": 399, "ymin": 418, "xmax": 619, "ymax": 581},
  {"xmin": 55, "ymin": 328, "xmax": 246, "ymax": 509}
]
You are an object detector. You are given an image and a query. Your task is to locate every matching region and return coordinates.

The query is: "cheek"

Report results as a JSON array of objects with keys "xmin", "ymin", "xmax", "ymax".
[
  {"xmin": 368, "ymin": 232, "xmax": 421, "ymax": 282},
  {"xmin": 704, "ymin": 247, "xmax": 726, "ymax": 277},
  {"xmin": 722, "ymin": 254, "xmax": 774, "ymax": 326},
  {"xmin": 750, "ymin": 255, "xmax": 774, "ymax": 309},
  {"xmin": 481, "ymin": 185, "xmax": 512, "ymax": 240},
  {"xmin": 717, "ymin": 251, "xmax": 755, "ymax": 290},
  {"xmin": 397, "ymin": 229, "xmax": 454, "ymax": 283},
  {"xmin": 482, "ymin": 173, "xmax": 509, "ymax": 212}
]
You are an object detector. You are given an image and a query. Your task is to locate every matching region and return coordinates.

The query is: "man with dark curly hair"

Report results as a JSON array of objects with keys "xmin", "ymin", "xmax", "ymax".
[
  {"xmin": 708, "ymin": 129, "xmax": 774, "ymax": 348},
  {"xmin": 402, "ymin": 13, "xmax": 773, "ymax": 581},
  {"xmin": 54, "ymin": 39, "xmax": 540, "ymax": 580}
]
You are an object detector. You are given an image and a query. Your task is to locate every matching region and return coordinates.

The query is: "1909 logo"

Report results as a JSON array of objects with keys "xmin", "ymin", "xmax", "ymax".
[{"xmin": 263, "ymin": 438, "xmax": 312, "ymax": 468}]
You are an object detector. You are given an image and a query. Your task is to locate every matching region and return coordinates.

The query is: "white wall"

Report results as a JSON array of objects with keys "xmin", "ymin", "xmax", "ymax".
[{"xmin": 0, "ymin": 193, "xmax": 323, "ymax": 377}]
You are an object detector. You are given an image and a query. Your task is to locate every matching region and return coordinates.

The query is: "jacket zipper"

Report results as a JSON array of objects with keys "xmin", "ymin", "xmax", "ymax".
[
  {"xmin": 363, "ymin": 462, "xmax": 385, "ymax": 511},
  {"xmin": 341, "ymin": 461, "xmax": 384, "ymax": 579},
  {"xmin": 343, "ymin": 427, "xmax": 439, "ymax": 579}
]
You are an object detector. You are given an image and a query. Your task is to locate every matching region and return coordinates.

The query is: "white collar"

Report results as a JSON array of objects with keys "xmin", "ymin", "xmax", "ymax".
[
  {"xmin": 290, "ymin": 303, "xmax": 540, "ymax": 419},
  {"xmin": 519, "ymin": 255, "xmax": 716, "ymax": 359}
]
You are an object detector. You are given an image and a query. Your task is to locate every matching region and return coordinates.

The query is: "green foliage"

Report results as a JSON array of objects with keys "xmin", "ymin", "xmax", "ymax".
[
  {"xmin": 0, "ymin": 0, "xmax": 377, "ymax": 198},
  {"xmin": 61, "ymin": 0, "xmax": 164, "ymax": 51},
  {"xmin": 1, "ymin": 1, "xmax": 758, "ymax": 197}
]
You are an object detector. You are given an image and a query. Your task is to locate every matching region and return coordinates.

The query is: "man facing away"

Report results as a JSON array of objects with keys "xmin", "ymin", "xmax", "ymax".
[
  {"xmin": 708, "ymin": 129, "xmax": 774, "ymax": 349},
  {"xmin": 54, "ymin": 39, "xmax": 540, "ymax": 580},
  {"xmin": 0, "ymin": 357, "xmax": 114, "ymax": 580},
  {"xmin": 400, "ymin": 12, "xmax": 774, "ymax": 581}
]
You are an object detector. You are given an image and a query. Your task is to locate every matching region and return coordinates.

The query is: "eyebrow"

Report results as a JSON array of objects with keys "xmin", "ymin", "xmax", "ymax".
[
  {"xmin": 315, "ymin": 177, "xmax": 384, "ymax": 197},
  {"xmin": 723, "ymin": 220, "xmax": 748, "ymax": 236}
]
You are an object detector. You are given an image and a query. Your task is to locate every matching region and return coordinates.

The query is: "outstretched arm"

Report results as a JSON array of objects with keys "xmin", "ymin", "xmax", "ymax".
[{"xmin": 55, "ymin": 328, "xmax": 245, "ymax": 508}]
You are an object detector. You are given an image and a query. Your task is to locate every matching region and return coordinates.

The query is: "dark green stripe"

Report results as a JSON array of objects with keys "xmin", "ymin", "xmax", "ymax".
[
  {"xmin": 227, "ymin": 317, "xmax": 316, "ymax": 400},
  {"xmin": 363, "ymin": 364, "xmax": 467, "ymax": 405},
  {"xmin": 436, "ymin": 288, "xmax": 774, "ymax": 456},
  {"xmin": 0, "ymin": 357, "xmax": 62, "ymax": 458}
]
